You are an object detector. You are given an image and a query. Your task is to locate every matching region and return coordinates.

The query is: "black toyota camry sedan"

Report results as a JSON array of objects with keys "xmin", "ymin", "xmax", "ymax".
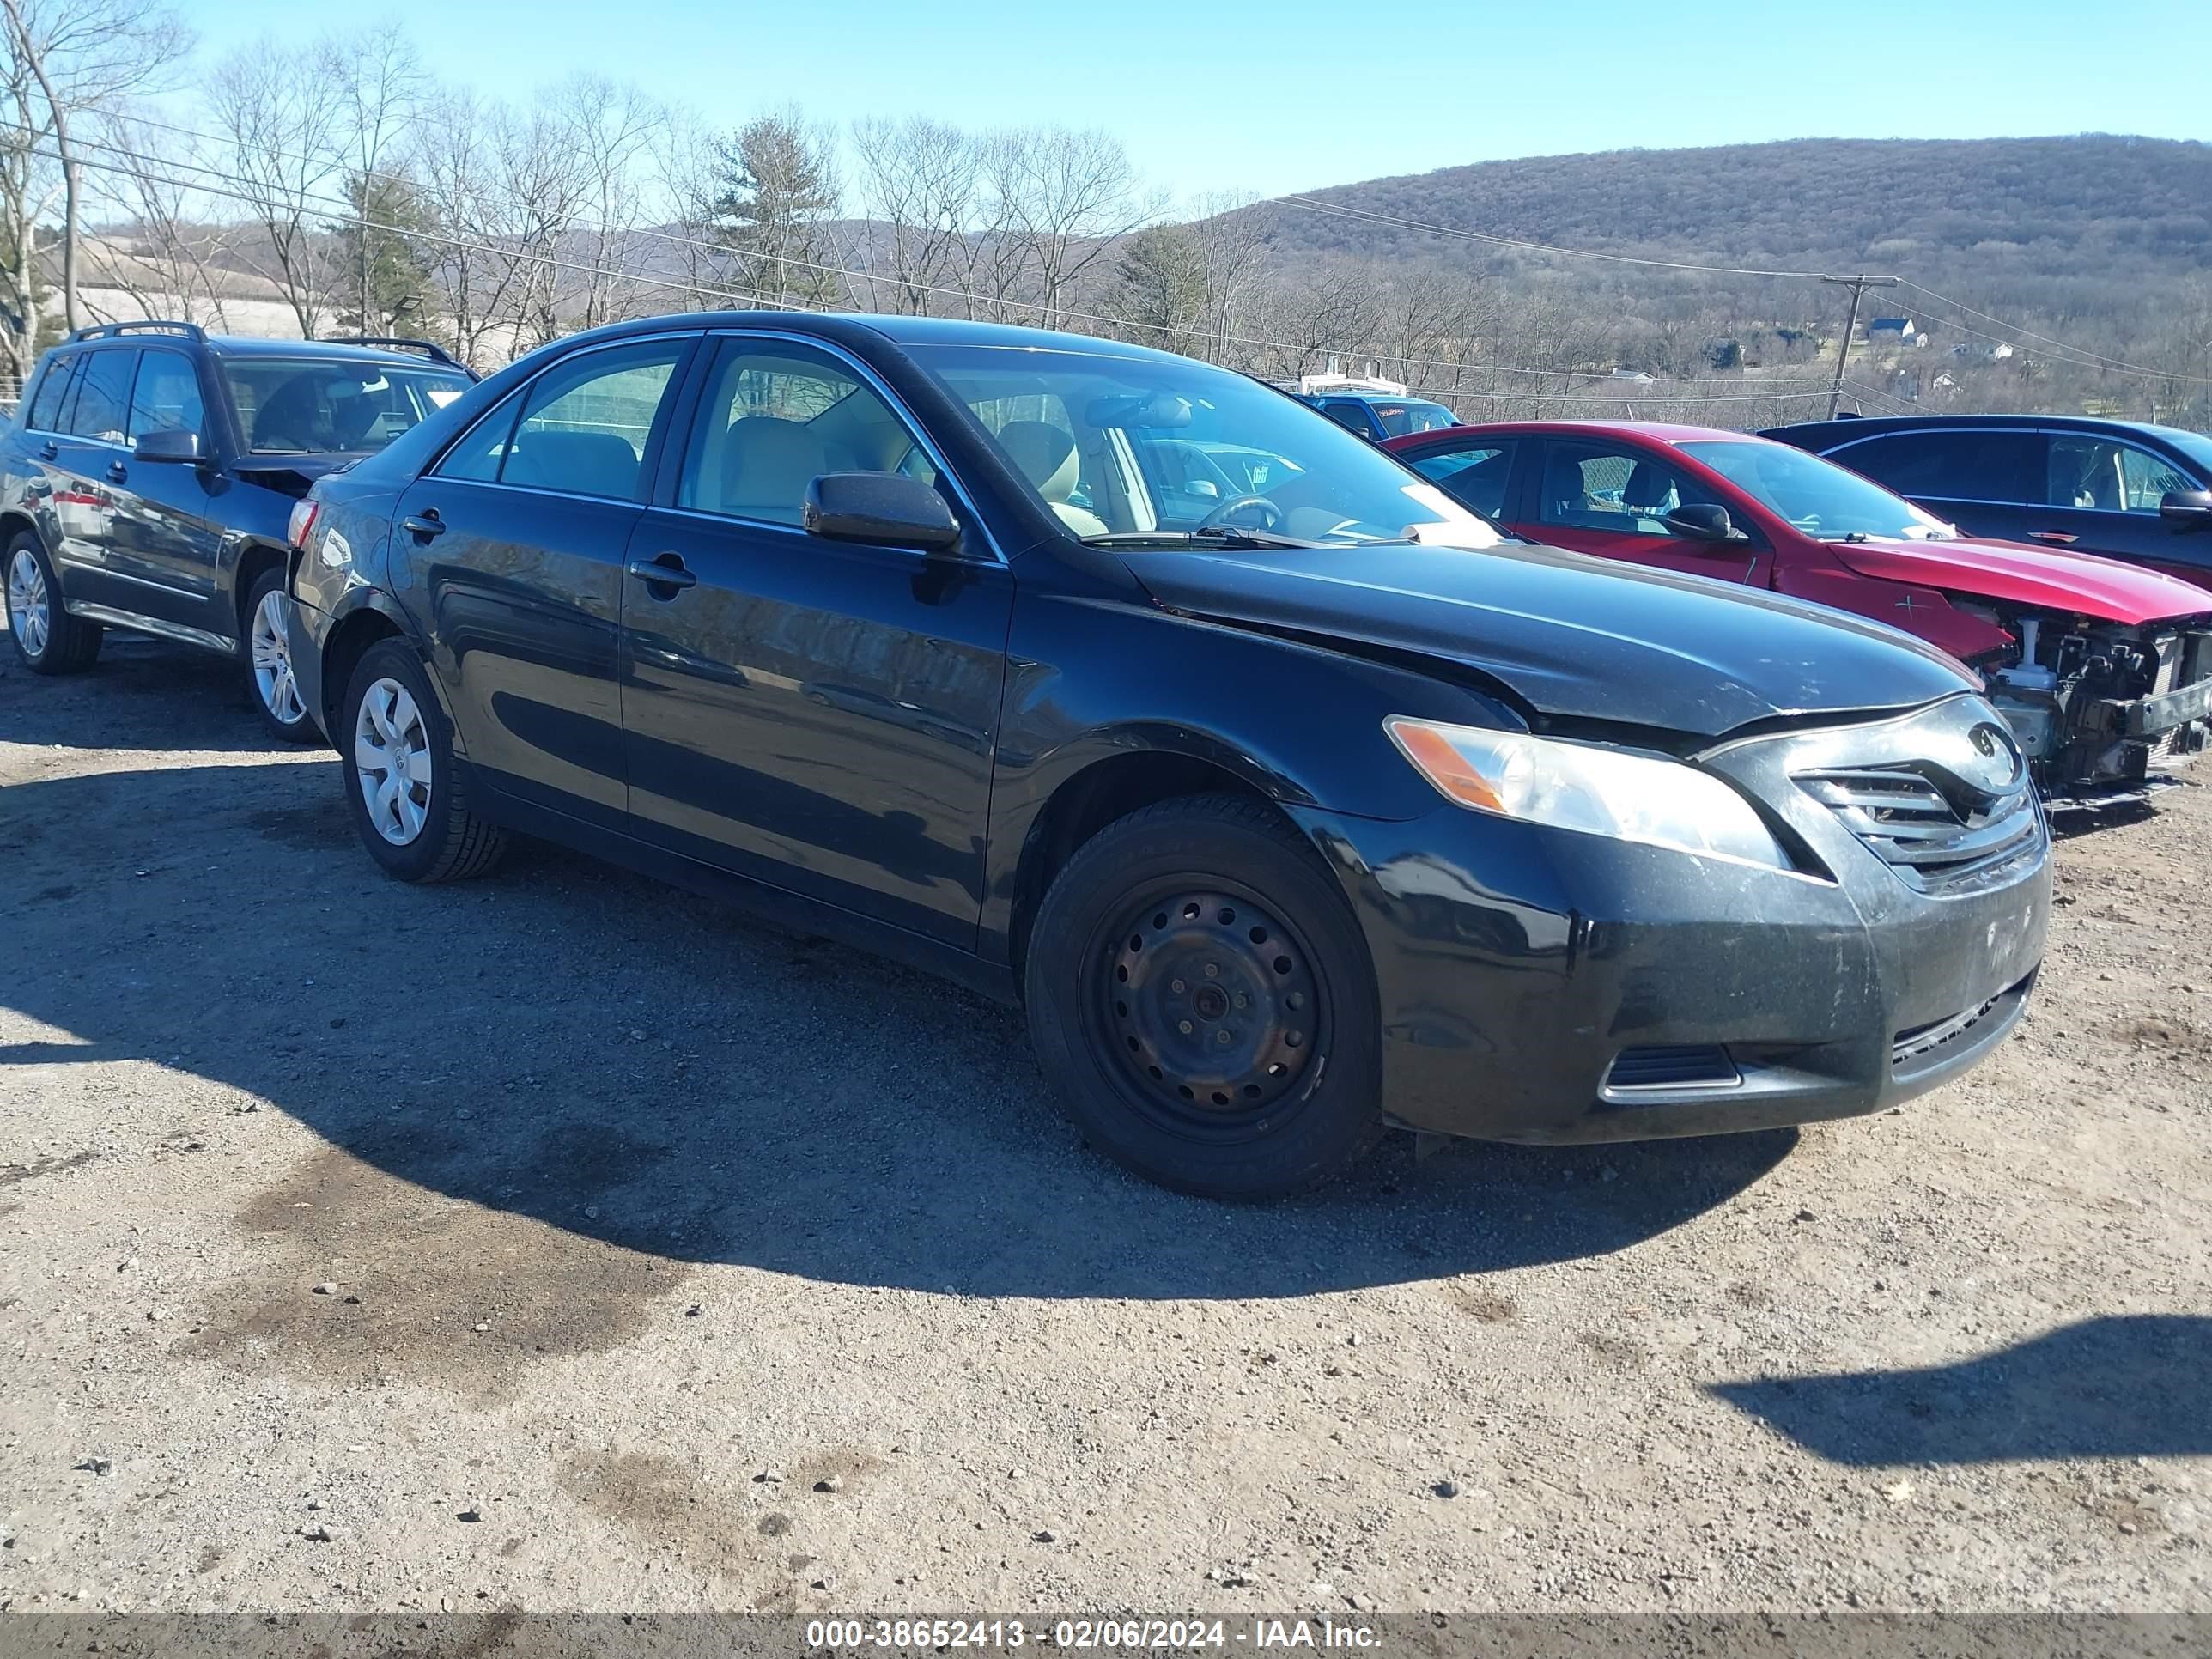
[{"xmin": 283, "ymin": 313, "xmax": 2049, "ymax": 1198}]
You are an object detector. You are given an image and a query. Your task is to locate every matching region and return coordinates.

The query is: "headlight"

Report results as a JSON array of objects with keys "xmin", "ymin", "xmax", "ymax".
[{"xmin": 1384, "ymin": 717, "xmax": 1791, "ymax": 871}]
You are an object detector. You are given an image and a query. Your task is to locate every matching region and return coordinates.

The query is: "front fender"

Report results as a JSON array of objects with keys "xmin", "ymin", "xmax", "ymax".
[{"xmin": 980, "ymin": 591, "xmax": 1521, "ymax": 956}]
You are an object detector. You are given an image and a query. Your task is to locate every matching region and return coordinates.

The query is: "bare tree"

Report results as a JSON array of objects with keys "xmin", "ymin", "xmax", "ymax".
[
  {"xmin": 848, "ymin": 115, "xmax": 976, "ymax": 315},
  {"xmin": 552, "ymin": 75, "xmax": 663, "ymax": 331},
  {"xmin": 986, "ymin": 125, "xmax": 1154, "ymax": 327},
  {"xmin": 650, "ymin": 101, "xmax": 738, "ymax": 312},
  {"xmin": 0, "ymin": 0, "xmax": 187, "ymax": 379},
  {"xmin": 207, "ymin": 36, "xmax": 343, "ymax": 336},
  {"xmin": 81, "ymin": 109, "xmax": 233, "ymax": 327}
]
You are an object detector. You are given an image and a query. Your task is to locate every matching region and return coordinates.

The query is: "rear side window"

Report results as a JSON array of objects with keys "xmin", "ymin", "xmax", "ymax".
[
  {"xmin": 25, "ymin": 356, "xmax": 78, "ymax": 431},
  {"xmin": 1409, "ymin": 441, "xmax": 1516, "ymax": 518},
  {"xmin": 128, "ymin": 349, "xmax": 207, "ymax": 443},
  {"xmin": 1832, "ymin": 429, "xmax": 2037, "ymax": 504},
  {"xmin": 65, "ymin": 349, "xmax": 137, "ymax": 444},
  {"xmin": 495, "ymin": 341, "xmax": 689, "ymax": 501}
]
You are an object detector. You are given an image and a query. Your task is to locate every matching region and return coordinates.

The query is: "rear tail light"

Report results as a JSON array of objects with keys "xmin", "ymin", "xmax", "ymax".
[{"xmin": 287, "ymin": 498, "xmax": 320, "ymax": 550}]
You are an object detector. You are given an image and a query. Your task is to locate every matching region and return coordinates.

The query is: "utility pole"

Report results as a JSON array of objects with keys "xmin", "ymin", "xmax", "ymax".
[{"xmin": 1821, "ymin": 273, "xmax": 1900, "ymax": 419}]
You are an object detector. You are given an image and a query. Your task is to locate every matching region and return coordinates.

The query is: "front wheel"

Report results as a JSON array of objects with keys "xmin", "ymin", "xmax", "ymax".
[
  {"xmin": 1024, "ymin": 794, "xmax": 1383, "ymax": 1199},
  {"xmin": 244, "ymin": 568, "xmax": 319, "ymax": 742},
  {"xmin": 339, "ymin": 636, "xmax": 507, "ymax": 883}
]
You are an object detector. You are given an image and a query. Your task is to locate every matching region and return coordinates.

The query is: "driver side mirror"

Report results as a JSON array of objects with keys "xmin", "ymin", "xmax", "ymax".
[
  {"xmin": 805, "ymin": 471, "xmax": 963, "ymax": 554},
  {"xmin": 2160, "ymin": 489, "xmax": 2212, "ymax": 533},
  {"xmin": 133, "ymin": 428, "xmax": 203, "ymax": 465},
  {"xmin": 1662, "ymin": 502, "xmax": 1747, "ymax": 544}
]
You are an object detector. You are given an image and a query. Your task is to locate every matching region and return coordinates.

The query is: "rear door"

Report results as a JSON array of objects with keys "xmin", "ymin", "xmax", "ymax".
[
  {"xmin": 392, "ymin": 332, "xmax": 699, "ymax": 832},
  {"xmin": 9, "ymin": 351, "xmax": 82, "ymax": 568},
  {"xmin": 1818, "ymin": 426, "xmax": 2042, "ymax": 544},
  {"xmin": 617, "ymin": 331, "xmax": 1012, "ymax": 947},
  {"xmin": 1517, "ymin": 436, "xmax": 1774, "ymax": 586},
  {"xmin": 2033, "ymin": 430, "xmax": 2212, "ymax": 582},
  {"xmin": 1395, "ymin": 435, "xmax": 1522, "ymax": 523},
  {"xmin": 103, "ymin": 347, "xmax": 226, "ymax": 631}
]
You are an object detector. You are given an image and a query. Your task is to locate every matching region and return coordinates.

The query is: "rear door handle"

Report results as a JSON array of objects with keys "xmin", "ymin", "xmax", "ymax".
[
  {"xmin": 106, "ymin": 460, "xmax": 128, "ymax": 483},
  {"xmin": 38, "ymin": 441, "xmax": 57, "ymax": 461},
  {"xmin": 2028, "ymin": 530, "xmax": 2079, "ymax": 545},
  {"xmin": 626, "ymin": 556, "xmax": 696, "ymax": 592},
  {"xmin": 402, "ymin": 512, "xmax": 447, "ymax": 540}
]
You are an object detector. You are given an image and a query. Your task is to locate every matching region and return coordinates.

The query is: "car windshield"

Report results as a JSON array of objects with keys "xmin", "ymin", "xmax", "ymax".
[
  {"xmin": 1679, "ymin": 438, "xmax": 1958, "ymax": 541},
  {"xmin": 907, "ymin": 343, "xmax": 1498, "ymax": 549},
  {"xmin": 1372, "ymin": 400, "xmax": 1460, "ymax": 436},
  {"xmin": 223, "ymin": 357, "xmax": 474, "ymax": 454}
]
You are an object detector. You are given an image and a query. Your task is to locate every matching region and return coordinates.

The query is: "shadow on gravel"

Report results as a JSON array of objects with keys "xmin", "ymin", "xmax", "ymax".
[
  {"xmin": 1, "ymin": 757, "xmax": 1791, "ymax": 1300},
  {"xmin": 1710, "ymin": 1315, "xmax": 2212, "ymax": 1464},
  {"xmin": 0, "ymin": 634, "xmax": 283, "ymax": 754}
]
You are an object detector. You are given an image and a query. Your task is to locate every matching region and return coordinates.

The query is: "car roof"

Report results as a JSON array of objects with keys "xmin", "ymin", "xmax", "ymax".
[
  {"xmin": 1309, "ymin": 390, "xmax": 1454, "ymax": 405},
  {"xmin": 201, "ymin": 336, "xmax": 466, "ymax": 370},
  {"xmin": 1422, "ymin": 419, "xmax": 1766, "ymax": 445},
  {"xmin": 1765, "ymin": 413, "xmax": 2208, "ymax": 446}
]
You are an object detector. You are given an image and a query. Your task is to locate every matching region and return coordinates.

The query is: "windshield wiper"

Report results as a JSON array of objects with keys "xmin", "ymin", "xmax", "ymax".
[{"xmin": 1080, "ymin": 529, "xmax": 1328, "ymax": 551}]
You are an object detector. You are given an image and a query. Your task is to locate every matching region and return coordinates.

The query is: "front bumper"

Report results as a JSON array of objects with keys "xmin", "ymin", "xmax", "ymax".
[{"xmin": 1296, "ymin": 714, "xmax": 2051, "ymax": 1146}]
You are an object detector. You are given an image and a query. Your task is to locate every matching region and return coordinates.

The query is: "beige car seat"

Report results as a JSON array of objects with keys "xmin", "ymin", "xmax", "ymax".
[{"xmin": 996, "ymin": 420, "xmax": 1109, "ymax": 538}]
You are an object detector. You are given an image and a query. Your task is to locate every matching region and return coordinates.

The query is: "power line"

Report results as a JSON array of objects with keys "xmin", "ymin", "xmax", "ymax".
[{"xmin": 1893, "ymin": 280, "xmax": 2212, "ymax": 386}]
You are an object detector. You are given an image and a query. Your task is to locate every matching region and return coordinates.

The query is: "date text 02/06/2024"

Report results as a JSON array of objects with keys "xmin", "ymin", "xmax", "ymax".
[{"xmin": 804, "ymin": 1619, "xmax": 1383, "ymax": 1650}]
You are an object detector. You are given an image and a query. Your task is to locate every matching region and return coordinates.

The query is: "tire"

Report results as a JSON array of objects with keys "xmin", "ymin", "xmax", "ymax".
[
  {"xmin": 6, "ymin": 532, "xmax": 101, "ymax": 674},
  {"xmin": 1024, "ymin": 793, "xmax": 1384, "ymax": 1200},
  {"xmin": 338, "ymin": 636, "xmax": 507, "ymax": 884},
  {"xmin": 243, "ymin": 566, "xmax": 319, "ymax": 743}
]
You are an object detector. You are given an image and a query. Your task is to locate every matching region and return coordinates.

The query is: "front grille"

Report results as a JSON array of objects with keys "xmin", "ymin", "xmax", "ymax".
[
  {"xmin": 1604, "ymin": 1044, "xmax": 1741, "ymax": 1091},
  {"xmin": 1796, "ymin": 764, "xmax": 2041, "ymax": 893}
]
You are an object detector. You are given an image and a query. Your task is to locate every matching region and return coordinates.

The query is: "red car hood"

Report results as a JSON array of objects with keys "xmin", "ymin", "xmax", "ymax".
[{"xmin": 1828, "ymin": 535, "xmax": 2212, "ymax": 626}]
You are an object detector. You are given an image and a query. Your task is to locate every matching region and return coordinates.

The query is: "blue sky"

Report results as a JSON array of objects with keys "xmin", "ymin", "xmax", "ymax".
[{"xmin": 191, "ymin": 0, "xmax": 2212, "ymax": 203}]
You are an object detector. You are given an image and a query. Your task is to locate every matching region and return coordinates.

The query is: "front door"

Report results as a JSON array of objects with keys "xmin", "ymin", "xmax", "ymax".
[
  {"xmin": 105, "ymin": 346, "xmax": 225, "ymax": 631},
  {"xmin": 2036, "ymin": 431, "xmax": 2212, "ymax": 584},
  {"xmin": 619, "ymin": 334, "xmax": 1012, "ymax": 948},
  {"xmin": 1516, "ymin": 437, "xmax": 1773, "ymax": 586},
  {"xmin": 392, "ymin": 333, "xmax": 698, "ymax": 832}
]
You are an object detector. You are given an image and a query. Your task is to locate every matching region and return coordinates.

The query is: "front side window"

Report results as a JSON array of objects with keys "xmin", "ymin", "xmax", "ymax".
[
  {"xmin": 1409, "ymin": 441, "xmax": 1516, "ymax": 519},
  {"xmin": 65, "ymin": 350, "xmax": 137, "ymax": 444},
  {"xmin": 1536, "ymin": 441, "xmax": 1721, "ymax": 537},
  {"xmin": 25, "ymin": 355, "xmax": 78, "ymax": 432},
  {"xmin": 679, "ymin": 339, "xmax": 934, "ymax": 526},
  {"xmin": 127, "ymin": 349, "xmax": 207, "ymax": 443},
  {"xmin": 1680, "ymin": 439, "xmax": 1955, "ymax": 541},
  {"xmin": 2048, "ymin": 435, "xmax": 2199, "ymax": 514},
  {"xmin": 224, "ymin": 356, "xmax": 475, "ymax": 454},
  {"xmin": 500, "ymin": 341, "xmax": 688, "ymax": 501},
  {"xmin": 909, "ymin": 343, "xmax": 1497, "ymax": 549},
  {"xmin": 1836, "ymin": 429, "xmax": 2036, "ymax": 504},
  {"xmin": 1319, "ymin": 401, "xmax": 1372, "ymax": 435}
]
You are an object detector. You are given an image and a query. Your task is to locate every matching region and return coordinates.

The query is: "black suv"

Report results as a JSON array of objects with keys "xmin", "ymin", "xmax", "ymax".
[
  {"xmin": 284, "ymin": 311, "xmax": 2047, "ymax": 1198},
  {"xmin": 1762, "ymin": 414, "xmax": 2212, "ymax": 586},
  {"xmin": 2, "ymin": 322, "xmax": 474, "ymax": 736}
]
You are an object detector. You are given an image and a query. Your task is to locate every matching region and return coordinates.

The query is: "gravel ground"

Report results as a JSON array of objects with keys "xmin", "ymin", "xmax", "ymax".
[{"xmin": 1, "ymin": 635, "xmax": 2208, "ymax": 1618}]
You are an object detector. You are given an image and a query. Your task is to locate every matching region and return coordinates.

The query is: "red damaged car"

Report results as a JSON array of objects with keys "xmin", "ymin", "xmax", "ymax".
[{"xmin": 1382, "ymin": 420, "xmax": 2212, "ymax": 798}]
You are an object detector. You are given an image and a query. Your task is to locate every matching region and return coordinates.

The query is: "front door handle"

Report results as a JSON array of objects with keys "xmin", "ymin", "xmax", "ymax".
[
  {"xmin": 2028, "ymin": 530, "xmax": 2079, "ymax": 545},
  {"xmin": 626, "ymin": 555, "xmax": 697, "ymax": 592},
  {"xmin": 106, "ymin": 460, "xmax": 128, "ymax": 483},
  {"xmin": 38, "ymin": 441, "xmax": 57, "ymax": 461},
  {"xmin": 402, "ymin": 512, "xmax": 447, "ymax": 540}
]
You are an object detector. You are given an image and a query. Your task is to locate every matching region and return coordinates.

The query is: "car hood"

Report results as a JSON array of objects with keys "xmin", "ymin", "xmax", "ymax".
[
  {"xmin": 1826, "ymin": 534, "xmax": 2212, "ymax": 625},
  {"xmin": 231, "ymin": 453, "xmax": 366, "ymax": 497},
  {"xmin": 1126, "ymin": 539, "xmax": 1978, "ymax": 738}
]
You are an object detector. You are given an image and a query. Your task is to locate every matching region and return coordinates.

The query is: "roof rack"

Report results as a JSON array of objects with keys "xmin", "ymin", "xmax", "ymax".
[
  {"xmin": 1294, "ymin": 371, "xmax": 1410, "ymax": 398},
  {"xmin": 68, "ymin": 319, "xmax": 206, "ymax": 344},
  {"xmin": 319, "ymin": 336, "xmax": 464, "ymax": 368}
]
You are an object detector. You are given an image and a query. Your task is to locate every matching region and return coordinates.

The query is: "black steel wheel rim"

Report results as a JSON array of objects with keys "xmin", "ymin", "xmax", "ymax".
[{"xmin": 1084, "ymin": 881, "xmax": 1331, "ymax": 1140}]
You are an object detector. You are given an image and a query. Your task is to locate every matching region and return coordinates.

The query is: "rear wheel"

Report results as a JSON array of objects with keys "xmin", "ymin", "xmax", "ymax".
[
  {"xmin": 339, "ymin": 636, "xmax": 507, "ymax": 883},
  {"xmin": 6, "ymin": 533, "xmax": 101, "ymax": 674},
  {"xmin": 244, "ymin": 567, "xmax": 319, "ymax": 742},
  {"xmin": 1024, "ymin": 794, "xmax": 1383, "ymax": 1199}
]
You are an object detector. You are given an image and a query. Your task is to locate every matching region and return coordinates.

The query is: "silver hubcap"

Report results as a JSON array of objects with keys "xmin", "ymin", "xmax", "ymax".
[
  {"xmin": 251, "ymin": 589, "xmax": 305, "ymax": 726},
  {"xmin": 354, "ymin": 678, "xmax": 433, "ymax": 846},
  {"xmin": 8, "ymin": 549, "xmax": 50, "ymax": 659}
]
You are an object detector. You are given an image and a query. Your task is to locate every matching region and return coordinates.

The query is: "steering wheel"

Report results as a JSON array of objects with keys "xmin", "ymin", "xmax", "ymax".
[{"xmin": 1196, "ymin": 494, "xmax": 1285, "ymax": 532}]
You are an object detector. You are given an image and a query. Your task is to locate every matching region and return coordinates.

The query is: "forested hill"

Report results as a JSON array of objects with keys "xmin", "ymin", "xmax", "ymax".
[{"xmin": 1252, "ymin": 135, "xmax": 2212, "ymax": 313}]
